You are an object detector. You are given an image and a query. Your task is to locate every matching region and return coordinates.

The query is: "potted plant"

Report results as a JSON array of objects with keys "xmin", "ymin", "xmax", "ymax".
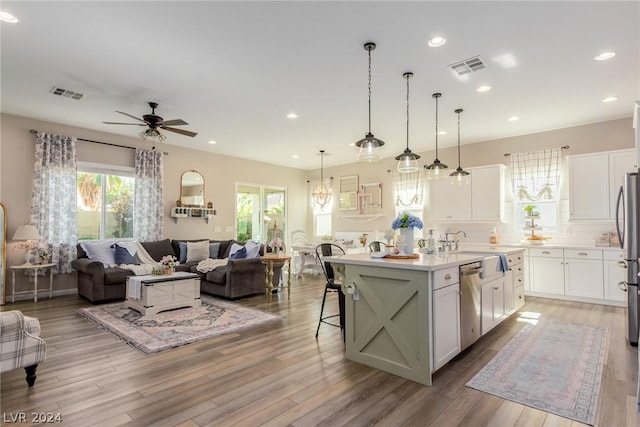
[{"xmin": 523, "ymin": 204, "xmax": 537, "ymax": 217}]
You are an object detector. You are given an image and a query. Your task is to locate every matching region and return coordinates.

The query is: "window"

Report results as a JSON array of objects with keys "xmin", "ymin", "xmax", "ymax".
[
  {"xmin": 77, "ymin": 162, "xmax": 135, "ymax": 241},
  {"xmin": 314, "ymin": 212, "xmax": 332, "ymax": 238},
  {"xmin": 236, "ymin": 184, "xmax": 286, "ymax": 244}
]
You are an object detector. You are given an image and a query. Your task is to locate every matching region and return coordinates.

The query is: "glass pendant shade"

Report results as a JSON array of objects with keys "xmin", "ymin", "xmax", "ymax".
[
  {"xmin": 354, "ymin": 42, "xmax": 384, "ymax": 162},
  {"xmin": 396, "ymin": 72, "xmax": 420, "ymax": 173},
  {"xmin": 311, "ymin": 150, "xmax": 333, "ymax": 209},
  {"xmin": 139, "ymin": 128, "xmax": 166, "ymax": 142},
  {"xmin": 425, "ymin": 92, "xmax": 448, "ymax": 179},
  {"xmin": 450, "ymin": 108, "xmax": 470, "ymax": 186}
]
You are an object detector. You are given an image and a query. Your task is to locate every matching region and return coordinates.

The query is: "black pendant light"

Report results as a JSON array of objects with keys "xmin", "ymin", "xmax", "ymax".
[
  {"xmin": 395, "ymin": 72, "xmax": 420, "ymax": 173},
  {"xmin": 354, "ymin": 42, "xmax": 385, "ymax": 162},
  {"xmin": 425, "ymin": 92, "xmax": 448, "ymax": 180},
  {"xmin": 450, "ymin": 108, "xmax": 470, "ymax": 186}
]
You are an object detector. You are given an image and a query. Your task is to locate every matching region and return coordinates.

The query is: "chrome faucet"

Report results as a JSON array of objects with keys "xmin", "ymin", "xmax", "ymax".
[{"xmin": 444, "ymin": 230, "xmax": 467, "ymax": 251}]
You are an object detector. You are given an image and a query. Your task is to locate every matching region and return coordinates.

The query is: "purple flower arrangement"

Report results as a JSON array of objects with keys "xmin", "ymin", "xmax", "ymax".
[{"xmin": 391, "ymin": 212, "xmax": 423, "ymax": 230}]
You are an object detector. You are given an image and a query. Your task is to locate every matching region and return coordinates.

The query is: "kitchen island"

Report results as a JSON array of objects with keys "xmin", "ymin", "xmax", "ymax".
[{"xmin": 326, "ymin": 249, "xmax": 524, "ymax": 386}]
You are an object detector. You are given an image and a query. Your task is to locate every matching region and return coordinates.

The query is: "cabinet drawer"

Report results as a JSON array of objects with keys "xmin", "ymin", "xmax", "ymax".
[
  {"xmin": 507, "ymin": 251, "xmax": 525, "ymax": 265},
  {"xmin": 513, "ymin": 273, "xmax": 525, "ymax": 288},
  {"xmin": 603, "ymin": 250, "xmax": 624, "ymax": 261},
  {"xmin": 529, "ymin": 248, "xmax": 564, "ymax": 258},
  {"xmin": 564, "ymin": 249, "xmax": 602, "ymax": 260},
  {"xmin": 433, "ymin": 267, "xmax": 459, "ymax": 290}
]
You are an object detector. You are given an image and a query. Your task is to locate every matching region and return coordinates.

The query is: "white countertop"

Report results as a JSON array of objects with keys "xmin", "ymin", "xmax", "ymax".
[
  {"xmin": 459, "ymin": 243, "xmax": 622, "ymax": 252},
  {"xmin": 325, "ymin": 252, "xmax": 489, "ymax": 271}
]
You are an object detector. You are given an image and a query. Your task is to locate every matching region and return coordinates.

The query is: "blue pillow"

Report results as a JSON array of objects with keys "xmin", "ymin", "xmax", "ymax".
[
  {"xmin": 209, "ymin": 242, "xmax": 220, "ymax": 259},
  {"xmin": 229, "ymin": 246, "xmax": 247, "ymax": 260},
  {"xmin": 178, "ymin": 242, "xmax": 188, "ymax": 263},
  {"xmin": 113, "ymin": 244, "xmax": 138, "ymax": 265}
]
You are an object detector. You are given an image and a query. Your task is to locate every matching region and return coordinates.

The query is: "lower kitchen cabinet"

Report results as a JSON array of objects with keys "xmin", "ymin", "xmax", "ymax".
[
  {"xmin": 530, "ymin": 248, "xmax": 565, "ymax": 296},
  {"xmin": 603, "ymin": 250, "xmax": 626, "ymax": 303},
  {"xmin": 481, "ymin": 276, "xmax": 505, "ymax": 335},
  {"xmin": 514, "ymin": 285, "xmax": 525, "ymax": 310},
  {"xmin": 564, "ymin": 249, "xmax": 603, "ymax": 299},
  {"xmin": 432, "ymin": 282, "xmax": 461, "ymax": 371},
  {"xmin": 504, "ymin": 270, "xmax": 515, "ymax": 314}
]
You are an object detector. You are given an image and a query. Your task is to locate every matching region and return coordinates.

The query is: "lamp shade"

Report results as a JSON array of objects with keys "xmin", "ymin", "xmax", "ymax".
[{"xmin": 12, "ymin": 224, "xmax": 41, "ymax": 241}]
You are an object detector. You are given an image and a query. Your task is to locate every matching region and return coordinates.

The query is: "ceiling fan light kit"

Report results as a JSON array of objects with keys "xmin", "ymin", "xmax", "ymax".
[
  {"xmin": 395, "ymin": 72, "xmax": 420, "ymax": 173},
  {"xmin": 425, "ymin": 92, "xmax": 449, "ymax": 180},
  {"xmin": 103, "ymin": 102, "xmax": 198, "ymax": 142},
  {"xmin": 450, "ymin": 108, "xmax": 470, "ymax": 186},
  {"xmin": 355, "ymin": 42, "xmax": 385, "ymax": 163}
]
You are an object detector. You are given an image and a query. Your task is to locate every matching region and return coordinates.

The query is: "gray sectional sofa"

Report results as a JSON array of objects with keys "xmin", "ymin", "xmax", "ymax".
[{"xmin": 72, "ymin": 238, "xmax": 280, "ymax": 303}]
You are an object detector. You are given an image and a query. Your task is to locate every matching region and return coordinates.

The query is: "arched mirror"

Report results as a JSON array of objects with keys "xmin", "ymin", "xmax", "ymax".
[
  {"xmin": 180, "ymin": 170, "xmax": 205, "ymax": 207},
  {"xmin": 0, "ymin": 203, "xmax": 6, "ymax": 305}
]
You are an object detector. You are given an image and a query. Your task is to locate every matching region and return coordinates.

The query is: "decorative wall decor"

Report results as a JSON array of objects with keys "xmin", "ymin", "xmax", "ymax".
[{"xmin": 338, "ymin": 175, "xmax": 359, "ymax": 210}]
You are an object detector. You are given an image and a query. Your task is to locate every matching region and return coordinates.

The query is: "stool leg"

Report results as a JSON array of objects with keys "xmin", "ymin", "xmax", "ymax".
[{"xmin": 315, "ymin": 287, "xmax": 329, "ymax": 338}]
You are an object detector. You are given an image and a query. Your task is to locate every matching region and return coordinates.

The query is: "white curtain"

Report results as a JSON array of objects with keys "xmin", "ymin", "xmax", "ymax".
[
  {"xmin": 134, "ymin": 149, "xmax": 163, "ymax": 241},
  {"xmin": 30, "ymin": 132, "xmax": 78, "ymax": 274},
  {"xmin": 510, "ymin": 148, "xmax": 562, "ymax": 201},
  {"xmin": 393, "ymin": 169, "xmax": 424, "ymax": 207}
]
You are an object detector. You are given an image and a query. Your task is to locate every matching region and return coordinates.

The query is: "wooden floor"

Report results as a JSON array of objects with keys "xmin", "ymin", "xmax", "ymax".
[{"xmin": 1, "ymin": 274, "xmax": 639, "ymax": 427}]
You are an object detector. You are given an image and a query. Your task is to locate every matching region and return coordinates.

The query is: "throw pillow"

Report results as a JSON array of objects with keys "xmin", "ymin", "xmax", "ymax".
[
  {"xmin": 116, "ymin": 240, "xmax": 138, "ymax": 256},
  {"xmin": 113, "ymin": 244, "xmax": 138, "ymax": 265},
  {"xmin": 80, "ymin": 241, "xmax": 116, "ymax": 267},
  {"xmin": 228, "ymin": 242, "xmax": 244, "ymax": 258},
  {"xmin": 140, "ymin": 239, "xmax": 176, "ymax": 262},
  {"xmin": 244, "ymin": 241, "xmax": 261, "ymax": 259},
  {"xmin": 186, "ymin": 240, "xmax": 210, "ymax": 263},
  {"xmin": 229, "ymin": 246, "xmax": 247, "ymax": 260},
  {"xmin": 178, "ymin": 241, "xmax": 188, "ymax": 263},
  {"xmin": 209, "ymin": 242, "xmax": 220, "ymax": 259}
]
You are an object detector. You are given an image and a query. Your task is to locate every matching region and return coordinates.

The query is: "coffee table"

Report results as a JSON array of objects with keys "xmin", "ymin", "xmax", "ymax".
[{"xmin": 125, "ymin": 272, "xmax": 201, "ymax": 316}]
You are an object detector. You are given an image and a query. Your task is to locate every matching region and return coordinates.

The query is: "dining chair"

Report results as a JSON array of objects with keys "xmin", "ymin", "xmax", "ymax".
[{"xmin": 315, "ymin": 243, "xmax": 345, "ymax": 338}]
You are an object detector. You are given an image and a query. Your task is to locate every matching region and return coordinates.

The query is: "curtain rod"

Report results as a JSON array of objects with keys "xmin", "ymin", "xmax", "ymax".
[
  {"xmin": 504, "ymin": 145, "xmax": 569, "ymax": 157},
  {"xmin": 29, "ymin": 129, "xmax": 169, "ymax": 155}
]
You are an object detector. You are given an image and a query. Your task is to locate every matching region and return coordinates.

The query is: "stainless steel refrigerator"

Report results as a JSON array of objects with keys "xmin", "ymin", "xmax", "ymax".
[{"xmin": 616, "ymin": 172, "xmax": 640, "ymax": 346}]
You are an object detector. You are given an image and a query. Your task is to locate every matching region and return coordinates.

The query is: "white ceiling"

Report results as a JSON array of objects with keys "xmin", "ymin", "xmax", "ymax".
[{"xmin": 1, "ymin": 1, "xmax": 638, "ymax": 170}]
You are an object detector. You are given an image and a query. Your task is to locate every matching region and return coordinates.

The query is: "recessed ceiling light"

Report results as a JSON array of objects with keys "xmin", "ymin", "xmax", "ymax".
[
  {"xmin": 508, "ymin": 116, "xmax": 519, "ymax": 122},
  {"xmin": 594, "ymin": 51, "xmax": 616, "ymax": 61},
  {"xmin": 438, "ymin": 130, "xmax": 447, "ymax": 135},
  {"xmin": 477, "ymin": 85, "xmax": 492, "ymax": 92},
  {"xmin": 0, "ymin": 11, "xmax": 19, "ymax": 23},
  {"xmin": 286, "ymin": 113, "xmax": 299, "ymax": 119},
  {"xmin": 602, "ymin": 96, "xmax": 618, "ymax": 103},
  {"xmin": 208, "ymin": 140, "xmax": 217, "ymax": 145},
  {"xmin": 349, "ymin": 142, "xmax": 355, "ymax": 147},
  {"xmin": 291, "ymin": 154, "xmax": 299, "ymax": 159},
  {"xmin": 428, "ymin": 36, "xmax": 446, "ymax": 47}
]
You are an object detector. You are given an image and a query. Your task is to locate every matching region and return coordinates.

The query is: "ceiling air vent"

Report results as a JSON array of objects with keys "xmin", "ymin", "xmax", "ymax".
[
  {"xmin": 49, "ymin": 86, "xmax": 85, "ymax": 100},
  {"xmin": 448, "ymin": 56, "xmax": 486, "ymax": 76}
]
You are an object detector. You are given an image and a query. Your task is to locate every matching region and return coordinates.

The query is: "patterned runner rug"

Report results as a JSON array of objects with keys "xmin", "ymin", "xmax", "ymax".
[
  {"xmin": 79, "ymin": 295, "xmax": 280, "ymax": 354},
  {"xmin": 466, "ymin": 321, "xmax": 607, "ymax": 425}
]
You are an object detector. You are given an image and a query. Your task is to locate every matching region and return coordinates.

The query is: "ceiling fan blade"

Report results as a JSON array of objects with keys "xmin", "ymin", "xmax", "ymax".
[
  {"xmin": 161, "ymin": 126, "xmax": 198, "ymax": 137},
  {"xmin": 102, "ymin": 121, "xmax": 146, "ymax": 126},
  {"xmin": 162, "ymin": 119, "xmax": 188, "ymax": 126},
  {"xmin": 116, "ymin": 111, "xmax": 148, "ymax": 123}
]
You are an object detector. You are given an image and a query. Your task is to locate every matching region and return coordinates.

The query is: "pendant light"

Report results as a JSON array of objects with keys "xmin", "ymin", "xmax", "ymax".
[
  {"xmin": 311, "ymin": 150, "xmax": 333, "ymax": 209},
  {"xmin": 395, "ymin": 72, "xmax": 420, "ymax": 173},
  {"xmin": 450, "ymin": 108, "xmax": 470, "ymax": 186},
  {"xmin": 424, "ymin": 92, "xmax": 448, "ymax": 180},
  {"xmin": 354, "ymin": 42, "xmax": 385, "ymax": 162}
]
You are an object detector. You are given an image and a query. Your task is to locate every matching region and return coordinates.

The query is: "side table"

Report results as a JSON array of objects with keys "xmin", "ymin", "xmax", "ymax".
[
  {"xmin": 10, "ymin": 263, "xmax": 55, "ymax": 303},
  {"xmin": 260, "ymin": 255, "xmax": 291, "ymax": 301}
]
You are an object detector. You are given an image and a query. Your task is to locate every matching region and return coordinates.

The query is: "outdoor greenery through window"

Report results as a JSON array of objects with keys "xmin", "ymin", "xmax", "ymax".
[
  {"xmin": 77, "ymin": 162, "xmax": 135, "ymax": 241},
  {"xmin": 236, "ymin": 184, "xmax": 286, "ymax": 244}
]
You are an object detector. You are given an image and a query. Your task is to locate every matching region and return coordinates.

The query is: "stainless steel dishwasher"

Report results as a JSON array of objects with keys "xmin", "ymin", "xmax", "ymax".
[{"xmin": 460, "ymin": 262, "xmax": 482, "ymax": 350}]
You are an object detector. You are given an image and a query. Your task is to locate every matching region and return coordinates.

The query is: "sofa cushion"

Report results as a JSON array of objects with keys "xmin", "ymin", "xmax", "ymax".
[
  {"xmin": 140, "ymin": 239, "xmax": 176, "ymax": 262},
  {"xmin": 104, "ymin": 267, "xmax": 133, "ymax": 285},
  {"xmin": 186, "ymin": 240, "xmax": 210, "ymax": 263},
  {"xmin": 178, "ymin": 241, "xmax": 188, "ymax": 263},
  {"xmin": 244, "ymin": 241, "xmax": 261, "ymax": 259},
  {"xmin": 209, "ymin": 242, "xmax": 221, "ymax": 259},
  {"xmin": 206, "ymin": 266, "xmax": 227, "ymax": 284},
  {"xmin": 80, "ymin": 241, "xmax": 116, "ymax": 267},
  {"xmin": 113, "ymin": 244, "xmax": 138, "ymax": 265},
  {"xmin": 228, "ymin": 243, "xmax": 244, "ymax": 258},
  {"xmin": 229, "ymin": 246, "xmax": 247, "ymax": 260}
]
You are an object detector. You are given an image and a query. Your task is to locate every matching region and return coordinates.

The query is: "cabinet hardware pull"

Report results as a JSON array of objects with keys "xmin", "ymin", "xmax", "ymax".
[
  {"xmin": 578, "ymin": 252, "xmax": 587, "ymax": 256},
  {"xmin": 493, "ymin": 286, "xmax": 499, "ymax": 290},
  {"xmin": 444, "ymin": 274, "xmax": 452, "ymax": 280},
  {"xmin": 542, "ymin": 251, "xmax": 550, "ymax": 254},
  {"xmin": 618, "ymin": 282, "xmax": 627, "ymax": 292},
  {"xmin": 617, "ymin": 261, "xmax": 627, "ymax": 268},
  {"xmin": 519, "ymin": 295, "xmax": 523, "ymax": 299}
]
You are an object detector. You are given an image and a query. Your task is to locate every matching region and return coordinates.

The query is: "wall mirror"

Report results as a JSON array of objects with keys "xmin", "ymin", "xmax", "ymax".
[
  {"xmin": 0, "ymin": 203, "xmax": 5, "ymax": 305},
  {"xmin": 180, "ymin": 170, "xmax": 205, "ymax": 207}
]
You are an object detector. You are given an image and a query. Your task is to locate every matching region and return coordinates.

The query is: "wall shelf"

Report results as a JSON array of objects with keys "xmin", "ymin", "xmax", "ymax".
[
  {"xmin": 171, "ymin": 207, "xmax": 217, "ymax": 223},
  {"xmin": 339, "ymin": 212, "xmax": 386, "ymax": 222}
]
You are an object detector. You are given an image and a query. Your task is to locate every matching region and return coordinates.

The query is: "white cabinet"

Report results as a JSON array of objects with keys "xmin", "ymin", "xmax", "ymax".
[
  {"xmin": 429, "ymin": 179, "xmax": 471, "ymax": 222},
  {"xmin": 603, "ymin": 250, "xmax": 626, "ymax": 303},
  {"xmin": 471, "ymin": 165, "xmax": 505, "ymax": 221},
  {"xmin": 529, "ymin": 248, "xmax": 565, "ymax": 295},
  {"xmin": 432, "ymin": 267, "xmax": 461, "ymax": 371},
  {"xmin": 506, "ymin": 250, "xmax": 526, "ymax": 312},
  {"xmin": 429, "ymin": 164, "xmax": 504, "ymax": 223},
  {"xmin": 481, "ymin": 276, "xmax": 505, "ymax": 335},
  {"xmin": 568, "ymin": 150, "xmax": 635, "ymax": 221},
  {"xmin": 564, "ymin": 249, "xmax": 603, "ymax": 299}
]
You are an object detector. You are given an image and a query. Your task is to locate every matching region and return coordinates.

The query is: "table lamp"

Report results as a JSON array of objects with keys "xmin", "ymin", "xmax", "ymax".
[{"xmin": 12, "ymin": 224, "xmax": 41, "ymax": 265}]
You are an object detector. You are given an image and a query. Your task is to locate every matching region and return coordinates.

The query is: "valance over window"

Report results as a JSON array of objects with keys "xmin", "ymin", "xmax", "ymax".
[{"xmin": 510, "ymin": 148, "xmax": 562, "ymax": 201}]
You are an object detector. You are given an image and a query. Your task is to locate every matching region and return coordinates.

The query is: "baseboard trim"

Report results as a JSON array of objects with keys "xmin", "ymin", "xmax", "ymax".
[{"xmin": 3, "ymin": 288, "xmax": 78, "ymax": 304}]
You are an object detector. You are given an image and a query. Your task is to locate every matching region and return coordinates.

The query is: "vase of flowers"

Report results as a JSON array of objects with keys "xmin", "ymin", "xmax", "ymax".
[
  {"xmin": 391, "ymin": 212, "xmax": 424, "ymax": 255},
  {"xmin": 153, "ymin": 255, "xmax": 179, "ymax": 275},
  {"xmin": 269, "ymin": 236, "xmax": 283, "ymax": 256}
]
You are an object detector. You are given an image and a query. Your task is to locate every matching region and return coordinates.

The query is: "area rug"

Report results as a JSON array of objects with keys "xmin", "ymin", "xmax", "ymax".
[
  {"xmin": 466, "ymin": 321, "xmax": 607, "ymax": 425},
  {"xmin": 78, "ymin": 295, "xmax": 280, "ymax": 354}
]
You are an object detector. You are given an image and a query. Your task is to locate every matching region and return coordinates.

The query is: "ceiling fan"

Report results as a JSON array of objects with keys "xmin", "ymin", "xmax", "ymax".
[{"xmin": 103, "ymin": 102, "xmax": 198, "ymax": 140}]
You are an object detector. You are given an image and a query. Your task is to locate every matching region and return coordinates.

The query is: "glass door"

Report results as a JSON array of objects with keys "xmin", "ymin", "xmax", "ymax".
[{"xmin": 236, "ymin": 184, "xmax": 286, "ymax": 246}]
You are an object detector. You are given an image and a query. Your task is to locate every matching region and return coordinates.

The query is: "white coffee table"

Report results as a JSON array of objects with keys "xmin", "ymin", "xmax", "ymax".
[{"xmin": 125, "ymin": 272, "xmax": 201, "ymax": 316}]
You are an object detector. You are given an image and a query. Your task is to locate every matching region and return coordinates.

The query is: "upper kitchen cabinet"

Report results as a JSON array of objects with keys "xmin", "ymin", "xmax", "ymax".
[
  {"xmin": 568, "ymin": 149, "xmax": 635, "ymax": 221},
  {"xmin": 429, "ymin": 164, "xmax": 505, "ymax": 223},
  {"xmin": 471, "ymin": 165, "xmax": 505, "ymax": 222}
]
